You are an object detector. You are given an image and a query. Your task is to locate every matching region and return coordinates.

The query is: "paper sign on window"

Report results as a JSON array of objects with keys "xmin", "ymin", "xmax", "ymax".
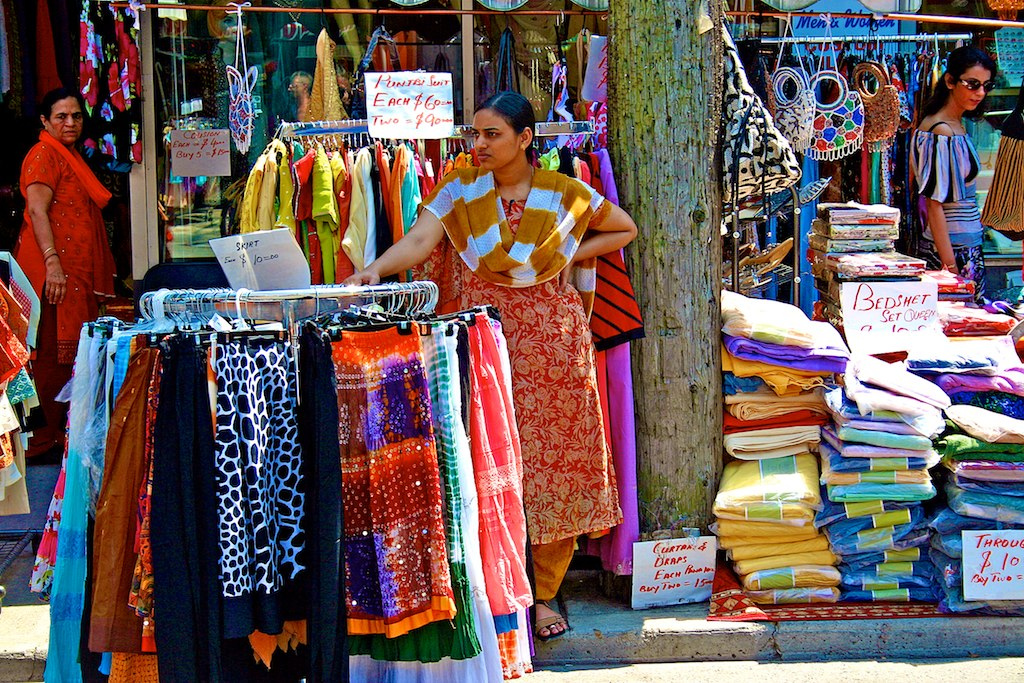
[
  {"xmin": 169, "ymin": 129, "xmax": 232, "ymax": 177},
  {"xmin": 365, "ymin": 72, "xmax": 455, "ymax": 140}
]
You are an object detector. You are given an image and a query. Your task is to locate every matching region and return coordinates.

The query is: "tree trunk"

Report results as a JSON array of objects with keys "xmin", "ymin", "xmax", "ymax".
[{"xmin": 608, "ymin": 3, "xmax": 724, "ymax": 533}]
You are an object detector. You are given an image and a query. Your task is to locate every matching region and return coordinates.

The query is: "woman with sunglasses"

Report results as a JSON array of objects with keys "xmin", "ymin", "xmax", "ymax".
[{"xmin": 912, "ymin": 46, "xmax": 998, "ymax": 300}]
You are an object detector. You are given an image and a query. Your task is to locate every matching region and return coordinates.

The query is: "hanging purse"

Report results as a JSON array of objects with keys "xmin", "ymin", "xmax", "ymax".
[
  {"xmin": 721, "ymin": 27, "xmax": 802, "ymax": 201},
  {"xmin": 805, "ymin": 39, "xmax": 864, "ymax": 162},
  {"xmin": 770, "ymin": 61, "xmax": 816, "ymax": 153},
  {"xmin": 853, "ymin": 61, "xmax": 900, "ymax": 151},
  {"xmin": 349, "ymin": 26, "xmax": 403, "ymax": 119}
]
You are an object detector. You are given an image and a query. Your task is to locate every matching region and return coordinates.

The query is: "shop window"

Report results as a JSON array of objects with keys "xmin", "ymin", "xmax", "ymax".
[{"xmin": 153, "ymin": 0, "xmax": 605, "ymax": 263}]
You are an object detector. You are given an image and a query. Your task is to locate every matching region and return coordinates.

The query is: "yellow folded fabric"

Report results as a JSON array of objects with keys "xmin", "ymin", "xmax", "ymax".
[
  {"xmin": 713, "ymin": 455, "xmax": 822, "ymax": 524},
  {"xmin": 721, "ymin": 346, "xmax": 832, "ymax": 396},
  {"xmin": 725, "ymin": 388, "xmax": 828, "ymax": 421},
  {"xmin": 724, "ymin": 426, "xmax": 821, "ymax": 460},
  {"xmin": 727, "ymin": 535, "xmax": 831, "ymax": 561},
  {"xmin": 741, "ymin": 565, "xmax": 841, "ymax": 591},
  {"xmin": 714, "ymin": 518, "xmax": 819, "ymax": 543},
  {"xmin": 820, "ymin": 459, "xmax": 932, "ymax": 486},
  {"xmin": 733, "ymin": 549, "xmax": 838, "ymax": 575},
  {"xmin": 746, "ymin": 587, "xmax": 840, "ymax": 604}
]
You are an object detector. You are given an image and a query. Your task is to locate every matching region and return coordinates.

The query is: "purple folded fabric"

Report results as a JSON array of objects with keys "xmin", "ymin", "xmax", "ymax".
[
  {"xmin": 723, "ymin": 335, "xmax": 848, "ymax": 374},
  {"xmin": 834, "ymin": 415, "xmax": 920, "ymax": 435},
  {"xmin": 944, "ymin": 459, "xmax": 1024, "ymax": 483},
  {"xmin": 933, "ymin": 368, "xmax": 1024, "ymax": 398}
]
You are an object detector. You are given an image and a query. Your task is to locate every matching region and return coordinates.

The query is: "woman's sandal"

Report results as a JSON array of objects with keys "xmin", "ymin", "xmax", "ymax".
[{"xmin": 533, "ymin": 600, "xmax": 570, "ymax": 642}]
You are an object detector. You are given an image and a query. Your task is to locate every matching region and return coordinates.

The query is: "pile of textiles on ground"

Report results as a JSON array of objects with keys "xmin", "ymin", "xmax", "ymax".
[
  {"xmin": 909, "ymin": 336, "xmax": 1024, "ymax": 615},
  {"xmin": 816, "ymin": 354, "xmax": 946, "ymax": 603},
  {"xmin": 714, "ymin": 292, "xmax": 846, "ymax": 604},
  {"xmin": 808, "ymin": 203, "xmax": 918, "ymax": 328}
]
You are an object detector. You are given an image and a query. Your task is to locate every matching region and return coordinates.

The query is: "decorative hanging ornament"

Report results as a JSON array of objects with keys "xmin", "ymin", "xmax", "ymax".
[
  {"xmin": 805, "ymin": 17, "xmax": 864, "ymax": 162},
  {"xmin": 226, "ymin": 2, "xmax": 257, "ymax": 154}
]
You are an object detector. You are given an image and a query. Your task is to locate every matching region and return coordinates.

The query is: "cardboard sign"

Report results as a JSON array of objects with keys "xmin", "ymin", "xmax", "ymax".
[
  {"xmin": 168, "ymin": 129, "xmax": 232, "ymax": 177},
  {"xmin": 962, "ymin": 530, "xmax": 1024, "ymax": 601},
  {"xmin": 365, "ymin": 71, "xmax": 455, "ymax": 139},
  {"xmin": 209, "ymin": 229, "xmax": 311, "ymax": 291},
  {"xmin": 839, "ymin": 280, "xmax": 942, "ymax": 355},
  {"xmin": 581, "ymin": 35, "xmax": 608, "ymax": 103},
  {"xmin": 631, "ymin": 537, "xmax": 717, "ymax": 610}
]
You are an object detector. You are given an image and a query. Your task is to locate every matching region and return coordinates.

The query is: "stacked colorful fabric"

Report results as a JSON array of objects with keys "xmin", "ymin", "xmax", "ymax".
[
  {"xmin": 905, "ymin": 337, "xmax": 1024, "ymax": 614},
  {"xmin": 919, "ymin": 269, "xmax": 976, "ymax": 303},
  {"xmin": 712, "ymin": 454, "xmax": 839, "ymax": 604},
  {"xmin": 938, "ymin": 302, "xmax": 1017, "ymax": 337},
  {"xmin": 716, "ymin": 293, "xmax": 849, "ymax": 605},
  {"xmin": 806, "ymin": 203, "xmax": 917, "ymax": 328},
  {"xmin": 721, "ymin": 291, "xmax": 847, "ymax": 460},
  {"xmin": 815, "ymin": 355, "xmax": 947, "ymax": 603}
]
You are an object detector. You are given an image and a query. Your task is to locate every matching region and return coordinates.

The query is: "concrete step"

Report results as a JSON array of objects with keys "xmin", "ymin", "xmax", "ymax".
[
  {"xmin": 0, "ymin": 605, "xmax": 48, "ymax": 683},
  {"xmin": 534, "ymin": 570, "xmax": 1024, "ymax": 665}
]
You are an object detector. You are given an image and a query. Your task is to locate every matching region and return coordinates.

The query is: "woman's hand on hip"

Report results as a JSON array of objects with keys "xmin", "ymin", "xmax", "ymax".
[{"xmin": 44, "ymin": 259, "xmax": 68, "ymax": 305}]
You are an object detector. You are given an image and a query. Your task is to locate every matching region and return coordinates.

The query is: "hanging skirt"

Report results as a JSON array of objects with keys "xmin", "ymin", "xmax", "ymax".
[{"xmin": 332, "ymin": 327, "xmax": 456, "ymax": 638}]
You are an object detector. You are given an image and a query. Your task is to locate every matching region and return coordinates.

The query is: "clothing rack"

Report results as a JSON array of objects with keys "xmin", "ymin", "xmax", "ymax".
[
  {"xmin": 276, "ymin": 119, "xmax": 595, "ymax": 140},
  {"xmin": 761, "ymin": 32, "xmax": 973, "ymax": 45},
  {"xmin": 109, "ymin": 2, "xmax": 606, "ymax": 17},
  {"xmin": 137, "ymin": 282, "xmax": 439, "ymax": 330}
]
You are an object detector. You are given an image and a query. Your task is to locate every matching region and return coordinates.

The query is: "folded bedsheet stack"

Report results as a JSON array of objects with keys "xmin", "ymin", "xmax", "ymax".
[
  {"xmin": 919, "ymin": 269, "xmax": 976, "ymax": 303},
  {"xmin": 716, "ymin": 292, "xmax": 849, "ymax": 604},
  {"xmin": 721, "ymin": 291, "xmax": 847, "ymax": 461},
  {"xmin": 807, "ymin": 203, "xmax": 917, "ymax": 328},
  {"xmin": 713, "ymin": 454, "xmax": 839, "ymax": 604},
  {"xmin": 815, "ymin": 355, "xmax": 948, "ymax": 602}
]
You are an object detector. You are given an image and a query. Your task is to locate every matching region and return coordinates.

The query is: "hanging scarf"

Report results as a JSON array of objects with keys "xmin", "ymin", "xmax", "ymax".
[{"xmin": 421, "ymin": 168, "xmax": 604, "ymax": 313}]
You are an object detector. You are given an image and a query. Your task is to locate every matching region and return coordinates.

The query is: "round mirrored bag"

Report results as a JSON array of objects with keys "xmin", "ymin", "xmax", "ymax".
[{"xmin": 770, "ymin": 65, "xmax": 816, "ymax": 153}]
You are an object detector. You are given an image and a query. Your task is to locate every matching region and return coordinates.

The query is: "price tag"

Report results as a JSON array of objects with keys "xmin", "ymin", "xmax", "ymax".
[
  {"xmin": 209, "ymin": 229, "xmax": 311, "ymax": 291},
  {"xmin": 631, "ymin": 537, "xmax": 717, "ymax": 609},
  {"xmin": 169, "ymin": 129, "xmax": 232, "ymax": 177},
  {"xmin": 962, "ymin": 530, "xmax": 1024, "ymax": 600},
  {"xmin": 365, "ymin": 72, "xmax": 455, "ymax": 139}
]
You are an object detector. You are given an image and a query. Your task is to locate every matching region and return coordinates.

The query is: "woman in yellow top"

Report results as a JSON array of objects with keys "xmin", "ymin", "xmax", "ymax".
[{"xmin": 346, "ymin": 91, "xmax": 637, "ymax": 640}]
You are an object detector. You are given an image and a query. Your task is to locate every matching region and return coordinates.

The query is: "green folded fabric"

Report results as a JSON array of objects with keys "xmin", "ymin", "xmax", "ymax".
[
  {"xmin": 940, "ymin": 434, "xmax": 1024, "ymax": 462},
  {"xmin": 836, "ymin": 425, "xmax": 933, "ymax": 451}
]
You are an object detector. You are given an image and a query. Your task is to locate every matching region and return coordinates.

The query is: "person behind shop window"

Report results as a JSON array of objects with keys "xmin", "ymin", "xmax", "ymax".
[
  {"xmin": 345, "ymin": 91, "xmax": 637, "ymax": 641},
  {"xmin": 912, "ymin": 45, "xmax": 998, "ymax": 301},
  {"xmin": 288, "ymin": 70, "xmax": 313, "ymax": 122},
  {"xmin": 17, "ymin": 87, "xmax": 117, "ymax": 459}
]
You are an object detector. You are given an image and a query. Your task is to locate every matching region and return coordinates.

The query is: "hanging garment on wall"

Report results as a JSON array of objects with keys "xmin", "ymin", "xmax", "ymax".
[{"xmin": 80, "ymin": 2, "xmax": 143, "ymax": 164}]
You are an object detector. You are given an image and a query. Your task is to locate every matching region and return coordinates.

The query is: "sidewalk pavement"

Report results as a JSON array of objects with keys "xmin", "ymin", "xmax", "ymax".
[{"xmin": 3, "ymin": 568, "xmax": 1024, "ymax": 682}]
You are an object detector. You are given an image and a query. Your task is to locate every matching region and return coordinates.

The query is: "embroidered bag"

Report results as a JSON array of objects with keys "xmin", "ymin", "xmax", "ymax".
[
  {"xmin": 853, "ymin": 60, "xmax": 900, "ymax": 151},
  {"xmin": 721, "ymin": 27, "xmax": 801, "ymax": 201},
  {"xmin": 806, "ymin": 38, "xmax": 864, "ymax": 162},
  {"xmin": 226, "ymin": 3, "xmax": 258, "ymax": 154},
  {"xmin": 770, "ymin": 64, "xmax": 816, "ymax": 153}
]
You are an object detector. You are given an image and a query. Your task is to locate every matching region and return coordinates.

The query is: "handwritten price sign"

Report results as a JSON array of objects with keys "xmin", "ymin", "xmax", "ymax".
[
  {"xmin": 169, "ymin": 129, "xmax": 231, "ymax": 177},
  {"xmin": 963, "ymin": 530, "xmax": 1024, "ymax": 600},
  {"xmin": 631, "ymin": 536, "xmax": 717, "ymax": 610},
  {"xmin": 365, "ymin": 72, "xmax": 455, "ymax": 140},
  {"xmin": 840, "ymin": 280, "xmax": 944, "ymax": 355}
]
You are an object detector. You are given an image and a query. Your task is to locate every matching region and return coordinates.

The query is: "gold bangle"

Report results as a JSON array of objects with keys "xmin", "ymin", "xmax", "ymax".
[
  {"xmin": 44, "ymin": 252, "xmax": 60, "ymax": 263},
  {"xmin": 41, "ymin": 247, "xmax": 57, "ymax": 258}
]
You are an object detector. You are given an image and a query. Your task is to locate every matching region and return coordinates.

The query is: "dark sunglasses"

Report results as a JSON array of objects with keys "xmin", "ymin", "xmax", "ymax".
[{"xmin": 958, "ymin": 78, "xmax": 997, "ymax": 93}]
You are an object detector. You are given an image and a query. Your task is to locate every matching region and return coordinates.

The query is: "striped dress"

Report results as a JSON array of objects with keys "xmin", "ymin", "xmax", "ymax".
[{"xmin": 911, "ymin": 129, "xmax": 983, "ymax": 248}]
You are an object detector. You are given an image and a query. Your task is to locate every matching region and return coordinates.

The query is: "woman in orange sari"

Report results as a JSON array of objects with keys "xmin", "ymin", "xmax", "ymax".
[{"xmin": 17, "ymin": 87, "xmax": 117, "ymax": 457}]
